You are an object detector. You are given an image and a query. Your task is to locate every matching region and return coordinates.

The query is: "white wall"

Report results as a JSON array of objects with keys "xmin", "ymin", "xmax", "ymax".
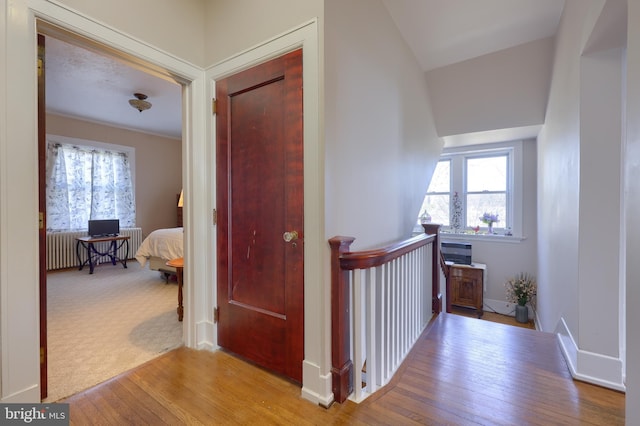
[
  {"xmin": 324, "ymin": 0, "xmax": 442, "ymax": 251},
  {"xmin": 204, "ymin": 0, "xmax": 323, "ymax": 67},
  {"xmin": 537, "ymin": 0, "xmax": 586, "ymax": 344},
  {"xmin": 578, "ymin": 47, "xmax": 623, "ymax": 360},
  {"xmin": 626, "ymin": 0, "xmax": 640, "ymax": 422},
  {"xmin": 52, "ymin": 0, "xmax": 207, "ymax": 67},
  {"xmin": 538, "ymin": 0, "xmax": 625, "ymax": 390},
  {"xmin": 426, "ymin": 37, "xmax": 554, "ymax": 137}
]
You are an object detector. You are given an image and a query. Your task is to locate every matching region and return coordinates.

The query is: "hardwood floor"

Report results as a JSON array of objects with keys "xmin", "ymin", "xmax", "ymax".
[
  {"xmin": 451, "ymin": 306, "xmax": 537, "ymax": 329},
  {"xmin": 64, "ymin": 313, "xmax": 624, "ymax": 425}
]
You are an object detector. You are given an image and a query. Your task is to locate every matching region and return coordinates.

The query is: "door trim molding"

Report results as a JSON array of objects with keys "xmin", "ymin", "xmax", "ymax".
[
  {"xmin": 2, "ymin": 0, "xmax": 205, "ymax": 401},
  {"xmin": 206, "ymin": 19, "xmax": 331, "ymax": 405}
]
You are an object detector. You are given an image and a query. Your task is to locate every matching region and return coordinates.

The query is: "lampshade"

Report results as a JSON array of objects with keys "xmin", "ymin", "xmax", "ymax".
[{"xmin": 178, "ymin": 190, "xmax": 184, "ymax": 207}]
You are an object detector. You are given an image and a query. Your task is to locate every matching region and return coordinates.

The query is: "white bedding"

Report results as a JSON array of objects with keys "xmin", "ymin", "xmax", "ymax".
[{"xmin": 135, "ymin": 227, "xmax": 183, "ymax": 267}]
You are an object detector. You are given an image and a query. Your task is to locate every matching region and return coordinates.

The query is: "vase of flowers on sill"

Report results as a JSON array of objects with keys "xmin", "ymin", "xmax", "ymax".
[
  {"xmin": 480, "ymin": 212, "xmax": 499, "ymax": 234},
  {"xmin": 505, "ymin": 272, "xmax": 537, "ymax": 323}
]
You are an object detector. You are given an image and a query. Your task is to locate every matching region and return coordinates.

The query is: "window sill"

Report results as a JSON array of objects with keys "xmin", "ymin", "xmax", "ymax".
[
  {"xmin": 439, "ymin": 231, "xmax": 526, "ymax": 244},
  {"xmin": 414, "ymin": 226, "xmax": 526, "ymax": 243}
]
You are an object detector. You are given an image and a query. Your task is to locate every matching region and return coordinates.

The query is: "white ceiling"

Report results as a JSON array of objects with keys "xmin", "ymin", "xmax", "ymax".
[
  {"xmin": 45, "ymin": 1, "xmax": 565, "ymax": 139},
  {"xmin": 45, "ymin": 37, "xmax": 183, "ymax": 140}
]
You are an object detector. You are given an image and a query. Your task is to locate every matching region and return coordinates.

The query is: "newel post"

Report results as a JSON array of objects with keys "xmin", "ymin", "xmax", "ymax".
[
  {"xmin": 328, "ymin": 236, "xmax": 355, "ymax": 403},
  {"xmin": 422, "ymin": 224, "xmax": 442, "ymax": 314}
]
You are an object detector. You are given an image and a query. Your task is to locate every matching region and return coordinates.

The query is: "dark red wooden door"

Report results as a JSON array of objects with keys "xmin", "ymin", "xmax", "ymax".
[{"xmin": 216, "ymin": 49, "xmax": 304, "ymax": 383}]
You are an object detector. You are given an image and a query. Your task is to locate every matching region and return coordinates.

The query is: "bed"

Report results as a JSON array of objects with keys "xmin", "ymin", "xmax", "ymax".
[{"xmin": 135, "ymin": 227, "xmax": 184, "ymax": 273}]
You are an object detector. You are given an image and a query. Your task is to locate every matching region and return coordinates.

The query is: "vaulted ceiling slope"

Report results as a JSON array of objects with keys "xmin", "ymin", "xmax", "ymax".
[
  {"xmin": 381, "ymin": 0, "xmax": 565, "ymax": 72},
  {"xmin": 381, "ymin": 1, "xmax": 565, "ymax": 145}
]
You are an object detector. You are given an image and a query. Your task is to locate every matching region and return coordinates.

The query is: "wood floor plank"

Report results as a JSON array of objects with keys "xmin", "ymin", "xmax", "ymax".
[
  {"xmin": 66, "ymin": 393, "xmax": 103, "ymax": 426},
  {"xmin": 116, "ymin": 375, "xmax": 196, "ymax": 425},
  {"xmin": 128, "ymin": 360, "xmax": 231, "ymax": 423},
  {"xmin": 396, "ymin": 372, "xmax": 521, "ymax": 425},
  {"xmin": 63, "ymin": 313, "xmax": 624, "ymax": 425}
]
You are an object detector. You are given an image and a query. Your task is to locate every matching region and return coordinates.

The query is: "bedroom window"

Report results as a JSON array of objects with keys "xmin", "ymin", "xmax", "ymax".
[
  {"xmin": 418, "ymin": 141, "xmax": 523, "ymax": 238},
  {"xmin": 46, "ymin": 137, "xmax": 136, "ymax": 231}
]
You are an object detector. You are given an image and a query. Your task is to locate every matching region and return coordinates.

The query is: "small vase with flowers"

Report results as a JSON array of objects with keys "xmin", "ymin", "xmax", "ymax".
[{"xmin": 480, "ymin": 212, "xmax": 499, "ymax": 234}]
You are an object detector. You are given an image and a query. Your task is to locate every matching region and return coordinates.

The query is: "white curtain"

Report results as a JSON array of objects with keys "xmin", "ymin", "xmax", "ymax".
[{"xmin": 46, "ymin": 142, "xmax": 136, "ymax": 231}]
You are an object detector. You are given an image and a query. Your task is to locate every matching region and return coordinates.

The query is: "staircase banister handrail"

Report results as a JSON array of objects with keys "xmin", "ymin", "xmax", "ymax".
[
  {"xmin": 328, "ymin": 223, "xmax": 442, "ymax": 403},
  {"xmin": 337, "ymin": 233, "xmax": 436, "ymax": 270}
]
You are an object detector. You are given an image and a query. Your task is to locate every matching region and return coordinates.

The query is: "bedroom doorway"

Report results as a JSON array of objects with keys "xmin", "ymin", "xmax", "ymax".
[
  {"xmin": 216, "ymin": 48, "xmax": 304, "ymax": 383},
  {"xmin": 37, "ymin": 26, "xmax": 185, "ymax": 401}
]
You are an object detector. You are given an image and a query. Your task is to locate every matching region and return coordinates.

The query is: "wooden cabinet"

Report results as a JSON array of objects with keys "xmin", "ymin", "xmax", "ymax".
[{"xmin": 446, "ymin": 262, "xmax": 486, "ymax": 318}]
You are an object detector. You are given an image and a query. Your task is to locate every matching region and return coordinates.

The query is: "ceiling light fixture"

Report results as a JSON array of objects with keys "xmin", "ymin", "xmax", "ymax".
[{"xmin": 128, "ymin": 93, "xmax": 152, "ymax": 112}]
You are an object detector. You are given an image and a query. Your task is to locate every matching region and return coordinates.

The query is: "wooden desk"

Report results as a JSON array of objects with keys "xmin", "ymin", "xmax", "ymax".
[
  {"xmin": 76, "ymin": 235, "xmax": 130, "ymax": 274},
  {"xmin": 166, "ymin": 257, "xmax": 184, "ymax": 321},
  {"xmin": 446, "ymin": 262, "xmax": 486, "ymax": 318}
]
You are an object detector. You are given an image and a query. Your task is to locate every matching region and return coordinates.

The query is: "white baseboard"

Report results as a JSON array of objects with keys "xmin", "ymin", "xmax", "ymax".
[
  {"xmin": 555, "ymin": 317, "xmax": 625, "ymax": 392},
  {"xmin": 1, "ymin": 385, "xmax": 40, "ymax": 403},
  {"xmin": 195, "ymin": 320, "xmax": 216, "ymax": 350},
  {"xmin": 534, "ymin": 309, "xmax": 542, "ymax": 331},
  {"xmin": 301, "ymin": 360, "xmax": 334, "ymax": 407},
  {"xmin": 483, "ymin": 298, "xmax": 535, "ymax": 319}
]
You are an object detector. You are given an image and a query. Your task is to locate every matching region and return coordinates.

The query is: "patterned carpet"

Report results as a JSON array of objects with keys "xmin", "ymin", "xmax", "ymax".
[{"xmin": 44, "ymin": 263, "xmax": 183, "ymax": 402}]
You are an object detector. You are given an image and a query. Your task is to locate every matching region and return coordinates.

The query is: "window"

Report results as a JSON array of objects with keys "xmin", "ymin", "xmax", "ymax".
[
  {"xmin": 419, "ymin": 141, "xmax": 523, "ymax": 237},
  {"xmin": 419, "ymin": 160, "xmax": 450, "ymax": 226},
  {"xmin": 46, "ymin": 136, "xmax": 136, "ymax": 231},
  {"xmin": 465, "ymin": 155, "xmax": 507, "ymax": 228}
]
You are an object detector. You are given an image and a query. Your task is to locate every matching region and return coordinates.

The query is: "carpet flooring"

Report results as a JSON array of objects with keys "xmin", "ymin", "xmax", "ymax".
[{"xmin": 44, "ymin": 263, "xmax": 183, "ymax": 402}]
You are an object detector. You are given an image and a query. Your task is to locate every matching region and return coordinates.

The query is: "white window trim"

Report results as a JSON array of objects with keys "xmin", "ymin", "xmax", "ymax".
[{"xmin": 436, "ymin": 140, "xmax": 524, "ymax": 241}]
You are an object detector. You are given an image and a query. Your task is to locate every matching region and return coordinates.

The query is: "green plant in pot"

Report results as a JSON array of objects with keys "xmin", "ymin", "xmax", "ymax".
[{"xmin": 505, "ymin": 272, "xmax": 537, "ymax": 323}]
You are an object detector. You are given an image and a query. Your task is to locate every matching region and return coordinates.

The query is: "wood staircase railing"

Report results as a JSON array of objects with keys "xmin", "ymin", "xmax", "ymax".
[{"xmin": 329, "ymin": 223, "xmax": 441, "ymax": 403}]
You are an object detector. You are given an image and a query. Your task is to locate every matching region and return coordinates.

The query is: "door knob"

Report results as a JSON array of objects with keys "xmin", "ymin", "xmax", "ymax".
[{"xmin": 283, "ymin": 230, "xmax": 299, "ymax": 242}]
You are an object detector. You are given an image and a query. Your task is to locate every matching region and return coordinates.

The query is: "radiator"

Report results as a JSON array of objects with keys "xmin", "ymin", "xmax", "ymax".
[{"xmin": 46, "ymin": 227, "xmax": 143, "ymax": 271}]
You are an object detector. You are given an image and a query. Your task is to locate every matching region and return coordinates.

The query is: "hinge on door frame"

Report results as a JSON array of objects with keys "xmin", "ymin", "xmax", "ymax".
[
  {"xmin": 213, "ymin": 307, "xmax": 219, "ymax": 323},
  {"xmin": 213, "ymin": 208, "xmax": 217, "ymax": 225},
  {"xmin": 212, "ymin": 98, "xmax": 217, "ymax": 115},
  {"xmin": 39, "ymin": 212, "xmax": 44, "ymax": 230},
  {"xmin": 40, "ymin": 347, "xmax": 45, "ymax": 364}
]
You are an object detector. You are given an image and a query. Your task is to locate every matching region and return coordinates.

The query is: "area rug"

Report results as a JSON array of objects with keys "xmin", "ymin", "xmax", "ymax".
[{"xmin": 44, "ymin": 264, "xmax": 183, "ymax": 402}]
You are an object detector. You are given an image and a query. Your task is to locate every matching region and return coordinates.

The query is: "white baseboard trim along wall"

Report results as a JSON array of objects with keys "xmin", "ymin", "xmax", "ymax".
[
  {"xmin": 482, "ymin": 297, "xmax": 535, "ymax": 324},
  {"xmin": 555, "ymin": 317, "xmax": 625, "ymax": 392},
  {"xmin": 479, "ymin": 300, "xmax": 625, "ymax": 392}
]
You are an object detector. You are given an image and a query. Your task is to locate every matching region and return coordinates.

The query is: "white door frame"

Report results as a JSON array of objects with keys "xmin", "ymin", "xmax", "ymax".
[
  {"xmin": 1, "ymin": 0, "xmax": 209, "ymax": 401},
  {"xmin": 206, "ymin": 19, "xmax": 332, "ymax": 406}
]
